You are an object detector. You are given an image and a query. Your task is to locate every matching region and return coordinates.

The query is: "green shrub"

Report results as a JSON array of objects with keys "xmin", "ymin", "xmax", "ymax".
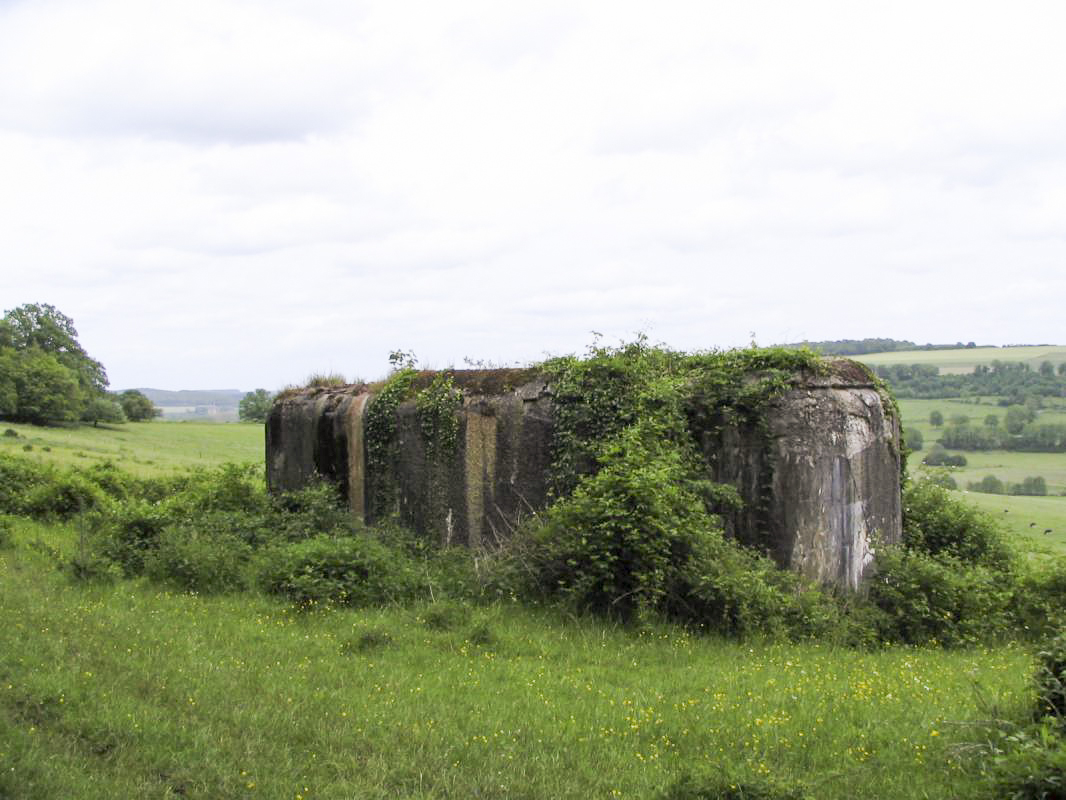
[
  {"xmin": 0, "ymin": 517, "xmax": 13, "ymax": 549},
  {"xmin": 991, "ymin": 724, "xmax": 1066, "ymax": 800},
  {"xmin": 921, "ymin": 469, "xmax": 958, "ymax": 490},
  {"xmin": 969, "ymin": 475, "xmax": 1007, "ymax": 494},
  {"xmin": 271, "ymin": 481, "xmax": 359, "ymax": 541},
  {"xmin": 0, "ymin": 454, "xmax": 49, "ymax": 515},
  {"xmin": 23, "ymin": 471, "xmax": 108, "ymax": 518},
  {"xmin": 258, "ymin": 534, "xmax": 420, "ymax": 608},
  {"xmin": 165, "ymin": 463, "xmax": 268, "ymax": 517},
  {"xmin": 420, "ymin": 600, "xmax": 471, "ymax": 631},
  {"xmin": 922, "ymin": 445, "xmax": 968, "ymax": 467},
  {"xmin": 902, "ymin": 480, "xmax": 1014, "ymax": 570},
  {"xmin": 1035, "ymin": 631, "xmax": 1066, "ymax": 724},
  {"xmin": 864, "ymin": 546, "xmax": 1013, "ymax": 646},
  {"xmin": 94, "ymin": 499, "xmax": 171, "ymax": 575},
  {"xmin": 531, "ymin": 419, "xmax": 719, "ymax": 621},
  {"xmin": 144, "ymin": 524, "xmax": 253, "ymax": 593},
  {"xmin": 1014, "ymin": 559, "xmax": 1066, "ymax": 639},
  {"xmin": 63, "ymin": 547, "xmax": 121, "ymax": 584}
]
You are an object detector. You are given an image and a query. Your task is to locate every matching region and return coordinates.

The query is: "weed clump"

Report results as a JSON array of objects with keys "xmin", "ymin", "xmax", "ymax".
[{"xmin": 257, "ymin": 535, "xmax": 418, "ymax": 608}]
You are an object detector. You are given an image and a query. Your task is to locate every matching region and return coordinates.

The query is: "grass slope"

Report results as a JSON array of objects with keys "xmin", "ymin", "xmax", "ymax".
[
  {"xmin": 856, "ymin": 345, "xmax": 1066, "ymax": 375},
  {"xmin": 0, "ymin": 519, "xmax": 1035, "ymax": 800},
  {"xmin": 0, "ymin": 420, "xmax": 264, "ymax": 477}
]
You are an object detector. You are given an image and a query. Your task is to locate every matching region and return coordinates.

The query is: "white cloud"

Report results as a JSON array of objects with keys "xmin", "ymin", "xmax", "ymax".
[{"xmin": 1, "ymin": 0, "xmax": 1064, "ymax": 389}]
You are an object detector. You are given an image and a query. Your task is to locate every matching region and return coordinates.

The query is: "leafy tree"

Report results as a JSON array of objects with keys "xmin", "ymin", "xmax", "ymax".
[
  {"xmin": 1040, "ymin": 360, "xmax": 1055, "ymax": 377},
  {"xmin": 81, "ymin": 397, "xmax": 126, "ymax": 427},
  {"xmin": 984, "ymin": 413, "xmax": 999, "ymax": 428},
  {"xmin": 929, "ymin": 410, "xmax": 944, "ymax": 427},
  {"xmin": 10, "ymin": 349, "xmax": 83, "ymax": 423},
  {"xmin": 1005, "ymin": 404, "xmax": 1035, "ymax": 435},
  {"xmin": 2, "ymin": 303, "xmax": 107, "ymax": 396},
  {"xmin": 239, "ymin": 389, "xmax": 274, "ymax": 423},
  {"xmin": 903, "ymin": 427, "xmax": 923, "ymax": 451},
  {"xmin": 1059, "ymin": 362, "xmax": 1066, "ymax": 377},
  {"xmin": 0, "ymin": 349, "xmax": 18, "ymax": 416},
  {"xmin": 119, "ymin": 390, "xmax": 161, "ymax": 422}
]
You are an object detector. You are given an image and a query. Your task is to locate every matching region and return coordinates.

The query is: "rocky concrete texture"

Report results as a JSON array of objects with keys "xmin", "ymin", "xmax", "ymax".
[{"xmin": 266, "ymin": 361, "xmax": 901, "ymax": 590}]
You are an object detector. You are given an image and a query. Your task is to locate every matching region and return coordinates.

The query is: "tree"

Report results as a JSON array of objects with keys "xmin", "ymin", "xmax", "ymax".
[
  {"xmin": 2, "ymin": 303, "xmax": 107, "ymax": 395},
  {"xmin": 929, "ymin": 410, "xmax": 944, "ymax": 427},
  {"xmin": 904, "ymin": 427, "xmax": 923, "ymax": 451},
  {"xmin": 984, "ymin": 414, "xmax": 999, "ymax": 429},
  {"xmin": 82, "ymin": 396, "xmax": 126, "ymax": 427},
  {"xmin": 1, "ymin": 303, "xmax": 115, "ymax": 425},
  {"xmin": 1040, "ymin": 361, "xmax": 1055, "ymax": 377},
  {"xmin": 11, "ymin": 350, "xmax": 83, "ymax": 424},
  {"xmin": 119, "ymin": 390, "xmax": 161, "ymax": 422},
  {"xmin": 239, "ymin": 389, "xmax": 274, "ymax": 423},
  {"xmin": 1006, "ymin": 405, "xmax": 1036, "ymax": 435}
]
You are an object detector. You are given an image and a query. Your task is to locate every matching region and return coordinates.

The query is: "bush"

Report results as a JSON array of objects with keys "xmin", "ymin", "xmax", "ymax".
[
  {"xmin": 0, "ymin": 517, "xmax": 13, "ymax": 549},
  {"xmin": 991, "ymin": 725, "xmax": 1066, "ymax": 800},
  {"xmin": 530, "ymin": 420, "xmax": 722, "ymax": 621},
  {"xmin": 1014, "ymin": 559, "xmax": 1066, "ymax": 639},
  {"xmin": 969, "ymin": 475, "xmax": 1006, "ymax": 494},
  {"xmin": 0, "ymin": 454, "xmax": 50, "ymax": 515},
  {"xmin": 904, "ymin": 427, "xmax": 923, "ymax": 451},
  {"xmin": 23, "ymin": 471, "xmax": 108, "ymax": 518},
  {"xmin": 1035, "ymin": 630, "xmax": 1066, "ymax": 724},
  {"xmin": 902, "ymin": 480, "xmax": 1013, "ymax": 570},
  {"xmin": 270, "ymin": 481, "xmax": 359, "ymax": 541},
  {"xmin": 144, "ymin": 524, "xmax": 253, "ymax": 593},
  {"xmin": 93, "ymin": 499, "xmax": 171, "ymax": 575},
  {"xmin": 922, "ymin": 445, "xmax": 968, "ymax": 467},
  {"xmin": 258, "ymin": 534, "xmax": 420, "ymax": 608},
  {"xmin": 1011, "ymin": 476, "xmax": 1049, "ymax": 497},
  {"xmin": 921, "ymin": 469, "xmax": 958, "ymax": 490},
  {"xmin": 865, "ymin": 546, "xmax": 1014, "ymax": 646}
]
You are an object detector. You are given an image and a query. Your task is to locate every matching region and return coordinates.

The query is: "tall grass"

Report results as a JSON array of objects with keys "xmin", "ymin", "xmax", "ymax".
[{"xmin": 0, "ymin": 518, "xmax": 1036, "ymax": 799}]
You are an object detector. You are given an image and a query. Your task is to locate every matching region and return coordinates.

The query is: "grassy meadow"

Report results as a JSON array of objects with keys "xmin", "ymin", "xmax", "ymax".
[
  {"xmin": 0, "ymin": 404, "xmax": 1060, "ymax": 799},
  {"xmin": 0, "ymin": 516, "xmax": 1036, "ymax": 799},
  {"xmin": 0, "ymin": 419, "xmax": 264, "ymax": 477},
  {"xmin": 898, "ymin": 398, "xmax": 1066, "ymax": 553},
  {"xmin": 857, "ymin": 344, "xmax": 1066, "ymax": 375}
]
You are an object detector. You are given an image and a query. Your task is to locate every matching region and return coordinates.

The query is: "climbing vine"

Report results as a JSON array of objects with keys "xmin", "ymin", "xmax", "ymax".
[
  {"xmin": 531, "ymin": 339, "xmax": 828, "ymax": 621},
  {"xmin": 415, "ymin": 373, "xmax": 462, "ymax": 458},
  {"xmin": 363, "ymin": 366, "xmax": 416, "ymax": 518}
]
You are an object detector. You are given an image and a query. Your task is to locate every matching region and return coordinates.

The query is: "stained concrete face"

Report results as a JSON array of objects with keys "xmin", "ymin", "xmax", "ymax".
[{"xmin": 266, "ymin": 361, "xmax": 901, "ymax": 590}]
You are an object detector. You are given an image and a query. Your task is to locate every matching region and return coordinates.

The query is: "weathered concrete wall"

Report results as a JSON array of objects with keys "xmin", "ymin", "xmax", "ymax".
[
  {"xmin": 700, "ymin": 361, "xmax": 901, "ymax": 589},
  {"xmin": 266, "ymin": 361, "xmax": 901, "ymax": 590}
]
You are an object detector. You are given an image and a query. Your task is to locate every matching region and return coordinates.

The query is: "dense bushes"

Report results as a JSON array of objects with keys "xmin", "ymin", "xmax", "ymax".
[
  {"xmin": 258, "ymin": 535, "xmax": 420, "ymax": 607},
  {"xmin": 902, "ymin": 480, "xmax": 1014, "ymax": 569}
]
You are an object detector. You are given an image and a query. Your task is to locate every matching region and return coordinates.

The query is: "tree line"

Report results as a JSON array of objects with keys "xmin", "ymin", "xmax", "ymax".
[
  {"xmin": 0, "ymin": 303, "xmax": 159, "ymax": 425},
  {"xmin": 875, "ymin": 360, "xmax": 1066, "ymax": 401}
]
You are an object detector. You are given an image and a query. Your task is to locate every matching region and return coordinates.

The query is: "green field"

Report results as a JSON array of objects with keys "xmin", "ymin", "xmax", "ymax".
[
  {"xmin": 857, "ymin": 344, "xmax": 1066, "ymax": 375},
  {"xmin": 0, "ymin": 419, "xmax": 264, "ymax": 477},
  {"xmin": 898, "ymin": 398, "xmax": 1066, "ymax": 552},
  {"xmin": 0, "ymin": 517, "xmax": 1035, "ymax": 799}
]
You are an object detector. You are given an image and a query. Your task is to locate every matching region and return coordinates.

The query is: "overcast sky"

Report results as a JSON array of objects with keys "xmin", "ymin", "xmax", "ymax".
[{"xmin": 2, "ymin": 0, "xmax": 1064, "ymax": 391}]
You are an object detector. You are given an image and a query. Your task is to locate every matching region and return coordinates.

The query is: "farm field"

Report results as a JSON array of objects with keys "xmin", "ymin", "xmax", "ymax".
[
  {"xmin": 856, "ymin": 344, "xmax": 1066, "ymax": 375},
  {"xmin": 898, "ymin": 399, "xmax": 1066, "ymax": 553},
  {"xmin": 0, "ymin": 419, "xmax": 264, "ymax": 477},
  {"xmin": 0, "ymin": 517, "xmax": 1034, "ymax": 800}
]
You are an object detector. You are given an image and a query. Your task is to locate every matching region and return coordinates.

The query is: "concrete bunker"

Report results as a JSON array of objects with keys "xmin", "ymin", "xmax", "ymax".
[{"xmin": 266, "ymin": 358, "xmax": 901, "ymax": 590}]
